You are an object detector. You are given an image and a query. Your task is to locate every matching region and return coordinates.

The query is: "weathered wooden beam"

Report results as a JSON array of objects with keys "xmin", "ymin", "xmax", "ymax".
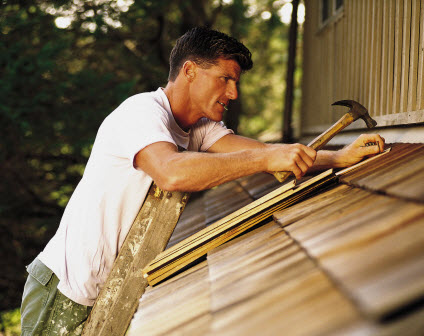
[{"xmin": 82, "ymin": 183, "xmax": 190, "ymax": 336}]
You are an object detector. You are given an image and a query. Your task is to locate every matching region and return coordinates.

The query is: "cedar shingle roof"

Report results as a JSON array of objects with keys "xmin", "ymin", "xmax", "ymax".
[{"xmin": 128, "ymin": 143, "xmax": 424, "ymax": 335}]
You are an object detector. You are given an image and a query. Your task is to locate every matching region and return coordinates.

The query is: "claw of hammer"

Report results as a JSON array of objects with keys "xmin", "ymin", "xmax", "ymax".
[{"xmin": 332, "ymin": 100, "xmax": 377, "ymax": 129}]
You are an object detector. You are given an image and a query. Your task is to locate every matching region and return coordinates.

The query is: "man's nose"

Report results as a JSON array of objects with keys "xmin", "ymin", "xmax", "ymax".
[{"xmin": 226, "ymin": 82, "xmax": 238, "ymax": 100}]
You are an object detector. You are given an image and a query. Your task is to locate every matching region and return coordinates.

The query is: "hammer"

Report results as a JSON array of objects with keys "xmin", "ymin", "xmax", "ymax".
[{"xmin": 273, "ymin": 100, "xmax": 377, "ymax": 183}]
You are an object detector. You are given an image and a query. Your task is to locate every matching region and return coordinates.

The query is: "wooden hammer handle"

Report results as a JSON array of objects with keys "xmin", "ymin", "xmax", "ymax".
[
  {"xmin": 307, "ymin": 113, "xmax": 354, "ymax": 150},
  {"xmin": 273, "ymin": 171, "xmax": 292, "ymax": 183},
  {"xmin": 272, "ymin": 113, "xmax": 355, "ymax": 183}
]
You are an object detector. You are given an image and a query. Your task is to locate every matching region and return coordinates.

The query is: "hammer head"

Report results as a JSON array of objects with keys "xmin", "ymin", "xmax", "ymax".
[{"xmin": 332, "ymin": 100, "xmax": 377, "ymax": 128}]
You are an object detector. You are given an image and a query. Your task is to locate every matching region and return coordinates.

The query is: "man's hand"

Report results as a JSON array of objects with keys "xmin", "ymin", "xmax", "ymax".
[
  {"xmin": 304, "ymin": 134, "xmax": 385, "ymax": 172},
  {"xmin": 335, "ymin": 134, "xmax": 385, "ymax": 167},
  {"xmin": 265, "ymin": 143, "xmax": 317, "ymax": 180},
  {"xmin": 208, "ymin": 134, "xmax": 317, "ymax": 180}
]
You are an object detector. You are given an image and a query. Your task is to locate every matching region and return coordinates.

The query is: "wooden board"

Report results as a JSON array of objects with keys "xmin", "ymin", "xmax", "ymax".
[
  {"xmin": 237, "ymin": 172, "xmax": 282, "ymax": 199},
  {"xmin": 335, "ymin": 147, "xmax": 392, "ymax": 176},
  {"xmin": 339, "ymin": 144, "xmax": 424, "ymax": 202},
  {"xmin": 127, "ymin": 261, "xmax": 211, "ymax": 336},
  {"xmin": 285, "ymin": 191, "xmax": 391, "ymax": 243},
  {"xmin": 124, "ymin": 142, "xmax": 424, "ymax": 335},
  {"xmin": 274, "ymin": 185, "xmax": 366, "ymax": 229},
  {"xmin": 400, "ymin": 0, "xmax": 412, "ymax": 113},
  {"xmin": 207, "ymin": 222, "xmax": 304, "ymax": 310},
  {"xmin": 203, "ymin": 181, "xmax": 253, "ymax": 225},
  {"xmin": 380, "ymin": 0, "xmax": 393, "ymax": 116},
  {"xmin": 283, "ymin": 187, "xmax": 424, "ymax": 320},
  {"xmin": 143, "ymin": 170, "xmax": 337, "ymax": 285},
  {"xmin": 384, "ymin": 168, "xmax": 424, "ymax": 200},
  {"xmin": 301, "ymin": 0, "xmax": 424, "ymax": 134},
  {"xmin": 206, "ymin": 221, "xmax": 363, "ymax": 336},
  {"xmin": 339, "ymin": 144, "xmax": 421, "ymax": 182},
  {"xmin": 311, "ymin": 202, "xmax": 424, "ymax": 319},
  {"xmin": 82, "ymin": 183, "xmax": 190, "ymax": 336},
  {"xmin": 418, "ymin": 0, "xmax": 424, "ymax": 110},
  {"xmin": 407, "ymin": 0, "xmax": 421, "ymax": 112},
  {"xmin": 166, "ymin": 196, "xmax": 206, "ymax": 249}
]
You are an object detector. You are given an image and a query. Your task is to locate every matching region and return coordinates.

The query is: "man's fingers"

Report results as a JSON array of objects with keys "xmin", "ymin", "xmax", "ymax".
[
  {"xmin": 379, "ymin": 137, "xmax": 385, "ymax": 152},
  {"xmin": 268, "ymin": 143, "xmax": 317, "ymax": 178},
  {"xmin": 294, "ymin": 160, "xmax": 309, "ymax": 178},
  {"xmin": 292, "ymin": 164, "xmax": 303, "ymax": 180},
  {"xmin": 300, "ymin": 150, "xmax": 316, "ymax": 168},
  {"xmin": 304, "ymin": 146, "xmax": 318, "ymax": 161},
  {"xmin": 362, "ymin": 144, "xmax": 382, "ymax": 156},
  {"xmin": 358, "ymin": 134, "xmax": 386, "ymax": 153},
  {"xmin": 292, "ymin": 146, "xmax": 316, "ymax": 179},
  {"xmin": 296, "ymin": 146, "xmax": 316, "ymax": 172}
]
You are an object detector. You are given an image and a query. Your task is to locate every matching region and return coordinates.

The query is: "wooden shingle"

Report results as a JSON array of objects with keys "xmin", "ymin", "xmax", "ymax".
[
  {"xmin": 128, "ymin": 143, "xmax": 424, "ymax": 336},
  {"xmin": 276, "ymin": 188, "xmax": 424, "ymax": 320},
  {"xmin": 340, "ymin": 143, "xmax": 424, "ymax": 202},
  {"xmin": 128, "ymin": 261, "xmax": 211, "ymax": 336}
]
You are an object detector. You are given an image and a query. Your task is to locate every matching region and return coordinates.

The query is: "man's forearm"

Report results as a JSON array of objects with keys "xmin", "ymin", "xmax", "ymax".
[
  {"xmin": 151, "ymin": 148, "xmax": 269, "ymax": 192},
  {"xmin": 135, "ymin": 140, "xmax": 317, "ymax": 192},
  {"xmin": 309, "ymin": 150, "xmax": 344, "ymax": 172}
]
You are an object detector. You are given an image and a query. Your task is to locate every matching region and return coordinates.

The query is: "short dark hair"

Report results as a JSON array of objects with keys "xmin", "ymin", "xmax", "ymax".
[{"xmin": 168, "ymin": 27, "xmax": 253, "ymax": 81}]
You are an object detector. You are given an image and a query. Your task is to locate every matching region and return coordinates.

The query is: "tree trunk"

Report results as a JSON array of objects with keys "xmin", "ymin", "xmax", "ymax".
[{"xmin": 282, "ymin": 0, "xmax": 300, "ymax": 143}]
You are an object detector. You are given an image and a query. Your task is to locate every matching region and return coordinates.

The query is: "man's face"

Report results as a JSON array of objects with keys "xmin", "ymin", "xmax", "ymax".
[{"xmin": 190, "ymin": 58, "xmax": 241, "ymax": 122}]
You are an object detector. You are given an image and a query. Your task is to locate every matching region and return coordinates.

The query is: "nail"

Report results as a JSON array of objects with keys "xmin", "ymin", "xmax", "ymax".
[{"xmin": 360, "ymin": 141, "xmax": 378, "ymax": 147}]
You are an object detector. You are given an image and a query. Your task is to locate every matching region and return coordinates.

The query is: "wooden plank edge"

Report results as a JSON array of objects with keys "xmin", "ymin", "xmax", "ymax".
[
  {"xmin": 142, "ymin": 180, "xmax": 296, "ymax": 268},
  {"xmin": 143, "ymin": 170, "xmax": 334, "ymax": 276},
  {"xmin": 336, "ymin": 148, "xmax": 392, "ymax": 176},
  {"xmin": 145, "ymin": 175, "xmax": 338, "ymax": 285}
]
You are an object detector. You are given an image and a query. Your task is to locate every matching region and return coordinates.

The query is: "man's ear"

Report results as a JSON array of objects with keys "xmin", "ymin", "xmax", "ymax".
[{"xmin": 182, "ymin": 61, "xmax": 197, "ymax": 82}]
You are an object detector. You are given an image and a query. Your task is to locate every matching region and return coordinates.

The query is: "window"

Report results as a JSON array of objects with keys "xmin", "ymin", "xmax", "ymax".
[
  {"xmin": 319, "ymin": 0, "xmax": 344, "ymax": 28},
  {"xmin": 335, "ymin": 0, "xmax": 344, "ymax": 11},
  {"xmin": 321, "ymin": 0, "xmax": 330, "ymax": 24}
]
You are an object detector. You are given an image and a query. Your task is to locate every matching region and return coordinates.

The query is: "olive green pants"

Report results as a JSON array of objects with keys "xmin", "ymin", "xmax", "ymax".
[{"xmin": 20, "ymin": 259, "xmax": 92, "ymax": 336}]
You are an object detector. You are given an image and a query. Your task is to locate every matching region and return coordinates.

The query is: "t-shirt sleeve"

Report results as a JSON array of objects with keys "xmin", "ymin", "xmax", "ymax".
[
  {"xmin": 113, "ymin": 98, "xmax": 177, "ymax": 162},
  {"xmin": 190, "ymin": 118, "xmax": 234, "ymax": 152}
]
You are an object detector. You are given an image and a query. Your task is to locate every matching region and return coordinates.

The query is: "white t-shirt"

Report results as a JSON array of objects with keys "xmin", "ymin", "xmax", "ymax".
[{"xmin": 38, "ymin": 88, "xmax": 233, "ymax": 306}]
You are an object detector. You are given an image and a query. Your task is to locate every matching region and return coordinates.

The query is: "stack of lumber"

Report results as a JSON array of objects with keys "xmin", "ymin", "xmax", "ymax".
[
  {"xmin": 142, "ymin": 169, "xmax": 337, "ymax": 286},
  {"xmin": 237, "ymin": 171, "xmax": 282, "ymax": 199},
  {"xmin": 203, "ymin": 180, "xmax": 254, "ymax": 225}
]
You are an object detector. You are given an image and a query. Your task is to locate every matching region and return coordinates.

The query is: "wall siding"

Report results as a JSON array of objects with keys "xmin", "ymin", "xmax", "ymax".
[{"xmin": 302, "ymin": 0, "xmax": 424, "ymax": 135}]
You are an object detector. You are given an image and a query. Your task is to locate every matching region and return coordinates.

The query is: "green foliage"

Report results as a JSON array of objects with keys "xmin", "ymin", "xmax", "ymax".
[
  {"xmin": 214, "ymin": 0, "xmax": 289, "ymax": 137},
  {"xmin": 0, "ymin": 0, "xmax": 296, "ymax": 311},
  {"xmin": 0, "ymin": 308, "xmax": 21, "ymax": 336},
  {"xmin": 239, "ymin": 25, "xmax": 288, "ymax": 137}
]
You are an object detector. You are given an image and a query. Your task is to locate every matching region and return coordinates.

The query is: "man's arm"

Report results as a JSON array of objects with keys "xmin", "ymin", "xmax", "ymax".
[
  {"xmin": 206, "ymin": 134, "xmax": 268, "ymax": 152},
  {"xmin": 134, "ymin": 133, "xmax": 384, "ymax": 192},
  {"xmin": 208, "ymin": 133, "xmax": 385, "ymax": 172},
  {"xmin": 134, "ymin": 136, "xmax": 316, "ymax": 192}
]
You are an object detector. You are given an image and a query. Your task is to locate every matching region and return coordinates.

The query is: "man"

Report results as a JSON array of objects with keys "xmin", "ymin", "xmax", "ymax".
[{"xmin": 21, "ymin": 27, "xmax": 384, "ymax": 335}]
